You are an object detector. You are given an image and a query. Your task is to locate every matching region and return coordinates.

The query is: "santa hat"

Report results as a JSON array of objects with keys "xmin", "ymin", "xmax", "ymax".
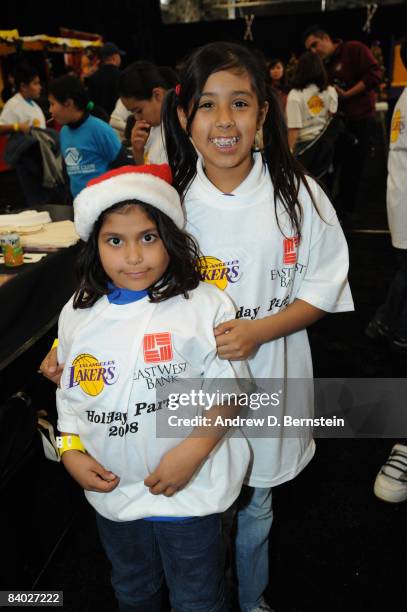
[{"xmin": 74, "ymin": 164, "xmax": 183, "ymax": 241}]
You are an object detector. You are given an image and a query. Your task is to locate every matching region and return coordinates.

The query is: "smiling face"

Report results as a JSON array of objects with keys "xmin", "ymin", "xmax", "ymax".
[
  {"xmin": 121, "ymin": 88, "xmax": 164, "ymax": 126},
  {"xmin": 97, "ymin": 204, "xmax": 170, "ymax": 291},
  {"xmin": 179, "ymin": 69, "xmax": 268, "ymax": 192}
]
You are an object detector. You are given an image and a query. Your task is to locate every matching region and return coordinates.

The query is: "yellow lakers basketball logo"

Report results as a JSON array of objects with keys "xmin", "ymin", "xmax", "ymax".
[
  {"xmin": 391, "ymin": 109, "xmax": 403, "ymax": 143},
  {"xmin": 198, "ymin": 256, "xmax": 240, "ymax": 290},
  {"xmin": 67, "ymin": 353, "xmax": 119, "ymax": 396},
  {"xmin": 307, "ymin": 95, "xmax": 324, "ymax": 115}
]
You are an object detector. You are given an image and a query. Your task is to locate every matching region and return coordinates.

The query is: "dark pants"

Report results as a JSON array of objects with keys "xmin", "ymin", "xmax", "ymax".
[
  {"xmin": 375, "ymin": 249, "xmax": 407, "ymax": 339},
  {"xmin": 335, "ymin": 116, "xmax": 378, "ymax": 214},
  {"xmin": 95, "ymin": 512, "xmax": 227, "ymax": 612}
]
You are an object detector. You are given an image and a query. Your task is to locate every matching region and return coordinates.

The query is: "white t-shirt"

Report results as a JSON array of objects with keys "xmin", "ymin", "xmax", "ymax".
[
  {"xmin": 286, "ymin": 84, "xmax": 338, "ymax": 142},
  {"xmin": 109, "ymin": 98, "xmax": 131, "ymax": 141},
  {"xmin": 387, "ymin": 87, "xmax": 407, "ymax": 249},
  {"xmin": 0, "ymin": 93, "xmax": 46, "ymax": 128},
  {"xmin": 57, "ymin": 282, "xmax": 250, "ymax": 522},
  {"xmin": 144, "ymin": 124, "xmax": 168, "ymax": 164},
  {"xmin": 184, "ymin": 153, "xmax": 354, "ymax": 487}
]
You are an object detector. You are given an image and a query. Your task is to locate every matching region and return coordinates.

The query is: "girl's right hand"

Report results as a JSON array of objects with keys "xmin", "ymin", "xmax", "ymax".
[
  {"xmin": 39, "ymin": 347, "xmax": 63, "ymax": 386},
  {"xmin": 62, "ymin": 451, "xmax": 120, "ymax": 492},
  {"xmin": 131, "ymin": 120, "xmax": 151, "ymax": 163}
]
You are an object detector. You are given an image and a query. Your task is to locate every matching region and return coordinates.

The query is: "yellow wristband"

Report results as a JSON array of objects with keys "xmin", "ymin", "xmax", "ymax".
[
  {"xmin": 13, "ymin": 123, "xmax": 19, "ymax": 132},
  {"xmin": 51, "ymin": 338, "xmax": 59, "ymax": 349},
  {"xmin": 56, "ymin": 434, "xmax": 86, "ymax": 457}
]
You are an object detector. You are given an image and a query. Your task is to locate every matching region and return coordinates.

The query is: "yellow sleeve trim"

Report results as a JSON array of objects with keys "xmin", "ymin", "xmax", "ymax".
[{"xmin": 51, "ymin": 338, "xmax": 59, "ymax": 349}]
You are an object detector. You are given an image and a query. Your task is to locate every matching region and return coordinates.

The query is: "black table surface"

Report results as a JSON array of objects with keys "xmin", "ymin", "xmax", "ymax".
[{"xmin": 0, "ymin": 205, "xmax": 79, "ymax": 369}]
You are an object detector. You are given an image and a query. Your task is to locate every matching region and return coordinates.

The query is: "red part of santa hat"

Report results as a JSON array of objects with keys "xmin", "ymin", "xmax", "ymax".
[{"xmin": 73, "ymin": 164, "xmax": 183, "ymax": 241}]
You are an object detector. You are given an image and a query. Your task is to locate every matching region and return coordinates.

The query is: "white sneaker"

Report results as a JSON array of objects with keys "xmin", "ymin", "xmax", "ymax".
[{"xmin": 374, "ymin": 443, "xmax": 407, "ymax": 503}]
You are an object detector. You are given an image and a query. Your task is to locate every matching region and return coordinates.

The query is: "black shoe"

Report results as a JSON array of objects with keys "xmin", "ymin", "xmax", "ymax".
[{"xmin": 365, "ymin": 318, "xmax": 392, "ymax": 341}]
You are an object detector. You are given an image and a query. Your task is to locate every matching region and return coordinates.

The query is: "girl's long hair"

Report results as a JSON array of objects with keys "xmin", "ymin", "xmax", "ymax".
[
  {"xmin": 162, "ymin": 41, "xmax": 319, "ymax": 238},
  {"xmin": 291, "ymin": 52, "xmax": 328, "ymax": 92},
  {"xmin": 73, "ymin": 201, "xmax": 201, "ymax": 309}
]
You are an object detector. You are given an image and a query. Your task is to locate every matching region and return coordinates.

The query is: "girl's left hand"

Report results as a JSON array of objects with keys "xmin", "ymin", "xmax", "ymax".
[
  {"xmin": 144, "ymin": 443, "xmax": 205, "ymax": 497},
  {"xmin": 214, "ymin": 318, "xmax": 261, "ymax": 360}
]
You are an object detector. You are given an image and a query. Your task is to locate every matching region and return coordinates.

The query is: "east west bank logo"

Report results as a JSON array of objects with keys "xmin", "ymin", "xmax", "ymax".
[
  {"xmin": 67, "ymin": 353, "xmax": 119, "ymax": 396},
  {"xmin": 198, "ymin": 256, "xmax": 241, "ymax": 290},
  {"xmin": 144, "ymin": 333, "xmax": 173, "ymax": 363}
]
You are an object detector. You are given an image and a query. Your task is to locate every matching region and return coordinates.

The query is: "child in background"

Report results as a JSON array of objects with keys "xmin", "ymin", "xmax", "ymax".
[
  {"xmin": 48, "ymin": 75, "xmax": 129, "ymax": 198},
  {"xmin": 118, "ymin": 62, "xmax": 177, "ymax": 164},
  {"xmin": 56, "ymin": 163, "xmax": 250, "ymax": 611},
  {"xmin": 0, "ymin": 64, "xmax": 45, "ymax": 135},
  {"xmin": 162, "ymin": 41, "xmax": 354, "ymax": 612},
  {"xmin": 268, "ymin": 58, "xmax": 288, "ymax": 109}
]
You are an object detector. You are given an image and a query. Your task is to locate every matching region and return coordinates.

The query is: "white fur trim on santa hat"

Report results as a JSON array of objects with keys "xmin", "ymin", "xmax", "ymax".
[{"xmin": 73, "ymin": 172, "xmax": 184, "ymax": 241}]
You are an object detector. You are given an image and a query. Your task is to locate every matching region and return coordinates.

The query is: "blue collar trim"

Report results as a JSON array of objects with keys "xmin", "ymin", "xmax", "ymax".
[{"xmin": 107, "ymin": 282, "xmax": 148, "ymax": 305}]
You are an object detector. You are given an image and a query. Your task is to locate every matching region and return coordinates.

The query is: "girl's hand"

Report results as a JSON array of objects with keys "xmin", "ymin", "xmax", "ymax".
[
  {"xmin": 39, "ymin": 347, "xmax": 64, "ymax": 386},
  {"xmin": 131, "ymin": 120, "xmax": 151, "ymax": 163},
  {"xmin": 62, "ymin": 451, "xmax": 120, "ymax": 492},
  {"xmin": 214, "ymin": 318, "xmax": 262, "ymax": 360},
  {"xmin": 144, "ymin": 442, "xmax": 206, "ymax": 497}
]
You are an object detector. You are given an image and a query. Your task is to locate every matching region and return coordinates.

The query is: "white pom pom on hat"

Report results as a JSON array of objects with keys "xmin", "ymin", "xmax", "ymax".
[{"xmin": 73, "ymin": 164, "xmax": 184, "ymax": 241}]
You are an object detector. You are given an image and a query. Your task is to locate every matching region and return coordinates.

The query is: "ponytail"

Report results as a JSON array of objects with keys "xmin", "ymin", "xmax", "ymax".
[{"xmin": 162, "ymin": 89, "xmax": 197, "ymax": 198}]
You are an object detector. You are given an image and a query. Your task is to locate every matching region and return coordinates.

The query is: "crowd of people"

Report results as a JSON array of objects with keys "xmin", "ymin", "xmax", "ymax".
[{"xmin": 1, "ymin": 26, "xmax": 406, "ymax": 612}]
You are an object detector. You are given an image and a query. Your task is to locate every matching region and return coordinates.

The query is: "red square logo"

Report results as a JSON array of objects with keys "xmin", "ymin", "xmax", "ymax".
[
  {"xmin": 283, "ymin": 236, "xmax": 299, "ymax": 265},
  {"xmin": 143, "ymin": 333, "xmax": 173, "ymax": 363}
]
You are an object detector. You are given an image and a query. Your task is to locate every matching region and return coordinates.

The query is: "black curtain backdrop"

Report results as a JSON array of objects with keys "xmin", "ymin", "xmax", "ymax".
[{"xmin": 1, "ymin": 2, "xmax": 406, "ymax": 70}]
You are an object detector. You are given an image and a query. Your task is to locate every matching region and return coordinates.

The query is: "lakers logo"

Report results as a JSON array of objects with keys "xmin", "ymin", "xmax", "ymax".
[
  {"xmin": 307, "ymin": 95, "xmax": 324, "ymax": 115},
  {"xmin": 391, "ymin": 109, "xmax": 404, "ymax": 143},
  {"xmin": 67, "ymin": 353, "xmax": 119, "ymax": 396},
  {"xmin": 198, "ymin": 256, "xmax": 240, "ymax": 290}
]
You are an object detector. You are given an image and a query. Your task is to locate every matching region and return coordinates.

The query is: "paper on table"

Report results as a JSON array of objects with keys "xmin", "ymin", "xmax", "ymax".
[
  {"xmin": 0, "ymin": 210, "xmax": 52, "ymax": 232},
  {"xmin": 20, "ymin": 220, "xmax": 79, "ymax": 249}
]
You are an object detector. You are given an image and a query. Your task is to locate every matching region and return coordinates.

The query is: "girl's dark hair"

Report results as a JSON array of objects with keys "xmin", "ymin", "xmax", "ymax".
[
  {"xmin": 119, "ymin": 61, "xmax": 173, "ymax": 100},
  {"xmin": 291, "ymin": 52, "xmax": 328, "ymax": 91},
  {"xmin": 73, "ymin": 201, "xmax": 201, "ymax": 309},
  {"xmin": 268, "ymin": 57, "xmax": 288, "ymax": 90},
  {"xmin": 49, "ymin": 74, "xmax": 89, "ymax": 111},
  {"xmin": 162, "ymin": 41, "xmax": 318, "ymax": 238},
  {"xmin": 15, "ymin": 64, "xmax": 39, "ymax": 90}
]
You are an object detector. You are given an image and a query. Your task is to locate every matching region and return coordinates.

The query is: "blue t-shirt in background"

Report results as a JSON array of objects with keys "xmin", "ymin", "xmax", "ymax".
[{"xmin": 60, "ymin": 115, "xmax": 121, "ymax": 198}]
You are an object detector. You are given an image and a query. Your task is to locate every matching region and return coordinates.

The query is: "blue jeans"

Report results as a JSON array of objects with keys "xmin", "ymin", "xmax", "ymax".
[
  {"xmin": 95, "ymin": 512, "xmax": 227, "ymax": 612},
  {"xmin": 234, "ymin": 486, "xmax": 273, "ymax": 612}
]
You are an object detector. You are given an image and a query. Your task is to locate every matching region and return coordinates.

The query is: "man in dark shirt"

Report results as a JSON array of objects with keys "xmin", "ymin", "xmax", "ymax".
[
  {"xmin": 87, "ymin": 42, "xmax": 126, "ymax": 117},
  {"xmin": 303, "ymin": 25, "xmax": 382, "ymax": 218}
]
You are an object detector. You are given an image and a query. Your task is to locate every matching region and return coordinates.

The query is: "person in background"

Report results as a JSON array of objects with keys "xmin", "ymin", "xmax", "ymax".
[
  {"xmin": 0, "ymin": 64, "xmax": 45, "ymax": 135},
  {"xmin": 119, "ymin": 62, "xmax": 177, "ymax": 165},
  {"xmin": 268, "ymin": 58, "xmax": 288, "ymax": 109},
  {"xmin": 367, "ymin": 40, "xmax": 407, "ymax": 505},
  {"xmin": 109, "ymin": 97, "xmax": 132, "ymax": 141},
  {"xmin": 303, "ymin": 25, "xmax": 382, "ymax": 218},
  {"xmin": 286, "ymin": 52, "xmax": 340, "ymax": 187},
  {"xmin": 87, "ymin": 42, "xmax": 126, "ymax": 117},
  {"xmin": 0, "ymin": 64, "xmax": 65, "ymax": 205},
  {"xmin": 48, "ymin": 74, "xmax": 130, "ymax": 199}
]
